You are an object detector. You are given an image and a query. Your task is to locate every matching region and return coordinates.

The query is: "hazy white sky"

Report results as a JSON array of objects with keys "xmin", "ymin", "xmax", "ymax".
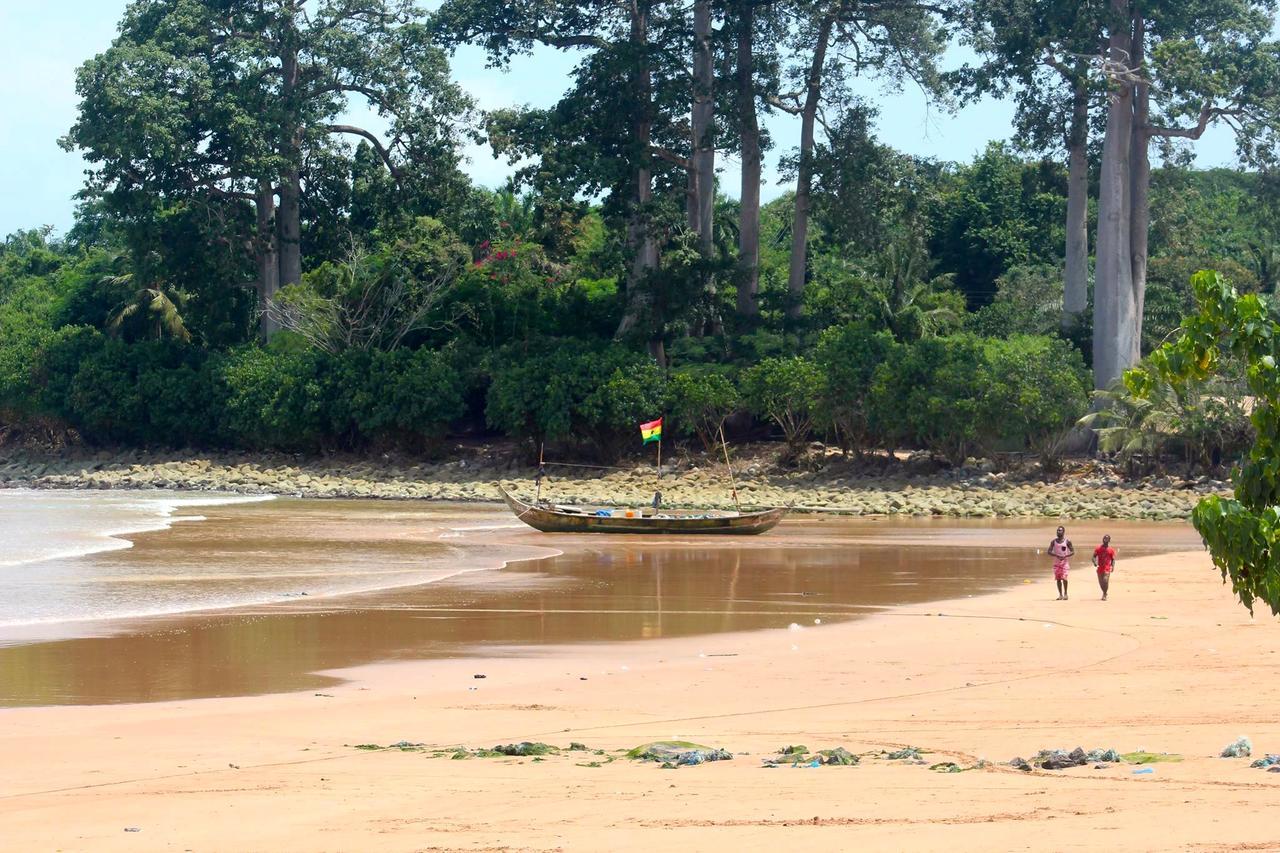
[{"xmin": 0, "ymin": 1, "xmax": 1242, "ymax": 238}]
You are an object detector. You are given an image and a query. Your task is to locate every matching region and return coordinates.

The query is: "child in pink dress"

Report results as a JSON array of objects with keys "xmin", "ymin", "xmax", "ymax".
[{"xmin": 1048, "ymin": 526, "xmax": 1074, "ymax": 600}]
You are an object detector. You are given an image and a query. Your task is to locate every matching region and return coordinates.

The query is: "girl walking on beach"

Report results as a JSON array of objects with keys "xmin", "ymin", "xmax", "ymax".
[
  {"xmin": 1049, "ymin": 526, "xmax": 1074, "ymax": 600},
  {"xmin": 1093, "ymin": 534, "xmax": 1117, "ymax": 600}
]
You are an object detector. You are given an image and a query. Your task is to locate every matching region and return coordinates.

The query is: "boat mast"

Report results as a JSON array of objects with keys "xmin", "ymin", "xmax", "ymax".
[
  {"xmin": 535, "ymin": 441, "xmax": 546, "ymax": 504},
  {"xmin": 718, "ymin": 423, "xmax": 741, "ymax": 513}
]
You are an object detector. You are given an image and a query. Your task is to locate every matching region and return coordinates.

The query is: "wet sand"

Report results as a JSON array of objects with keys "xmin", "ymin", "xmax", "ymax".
[
  {"xmin": 3, "ymin": 546, "xmax": 1280, "ymax": 851},
  {"xmin": 0, "ymin": 498, "xmax": 1202, "ymax": 706}
]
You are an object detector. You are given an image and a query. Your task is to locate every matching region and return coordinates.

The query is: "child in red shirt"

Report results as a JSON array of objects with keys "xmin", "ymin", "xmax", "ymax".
[{"xmin": 1092, "ymin": 534, "xmax": 1117, "ymax": 600}]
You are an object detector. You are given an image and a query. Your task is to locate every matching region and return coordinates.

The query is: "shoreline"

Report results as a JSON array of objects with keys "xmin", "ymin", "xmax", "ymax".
[
  {"xmin": 4, "ymin": 501, "xmax": 1207, "ymax": 706},
  {"xmin": 0, "ymin": 444, "xmax": 1230, "ymax": 520},
  {"xmin": 3, "ymin": 547, "xmax": 1279, "ymax": 850},
  {"xmin": 0, "ymin": 497, "xmax": 559, "ymax": 655}
]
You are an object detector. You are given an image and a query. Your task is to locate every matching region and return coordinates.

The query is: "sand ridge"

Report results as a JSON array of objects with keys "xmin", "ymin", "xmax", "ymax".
[{"xmin": 2, "ymin": 547, "xmax": 1280, "ymax": 851}]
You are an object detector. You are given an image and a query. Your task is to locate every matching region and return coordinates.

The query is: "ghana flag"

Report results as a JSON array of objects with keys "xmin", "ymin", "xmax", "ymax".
[{"xmin": 639, "ymin": 417, "xmax": 663, "ymax": 444}]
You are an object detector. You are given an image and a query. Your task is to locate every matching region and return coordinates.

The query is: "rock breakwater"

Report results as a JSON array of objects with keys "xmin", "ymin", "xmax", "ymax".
[{"xmin": 0, "ymin": 447, "xmax": 1227, "ymax": 521}]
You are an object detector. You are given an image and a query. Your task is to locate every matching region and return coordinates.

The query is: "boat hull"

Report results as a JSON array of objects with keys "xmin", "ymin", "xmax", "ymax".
[{"xmin": 499, "ymin": 488, "xmax": 784, "ymax": 535}]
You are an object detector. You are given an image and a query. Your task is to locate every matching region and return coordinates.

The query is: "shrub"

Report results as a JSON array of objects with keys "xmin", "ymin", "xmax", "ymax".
[
  {"xmin": 327, "ymin": 348, "xmax": 466, "ymax": 449},
  {"xmin": 740, "ymin": 356, "xmax": 823, "ymax": 449},
  {"xmin": 485, "ymin": 340, "xmax": 662, "ymax": 458},
  {"xmin": 966, "ymin": 264, "xmax": 1064, "ymax": 337},
  {"xmin": 136, "ymin": 351, "xmax": 221, "ymax": 446},
  {"xmin": 869, "ymin": 333, "xmax": 1090, "ymax": 466},
  {"xmin": 667, "ymin": 367, "xmax": 740, "ymax": 451},
  {"xmin": 34, "ymin": 331, "xmax": 221, "ymax": 446},
  {"xmin": 869, "ymin": 335, "xmax": 986, "ymax": 463},
  {"xmin": 63, "ymin": 337, "xmax": 148, "ymax": 443},
  {"xmin": 979, "ymin": 335, "xmax": 1089, "ymax": 466},
  {"xmin": 217, "ymin": 346, "xmax": 329, "ymax": 451},
  {"xmin": 814, "ymin": 323, "xmax": 899, "ymax": 455},
  {"xmin": 579, "ymin": 360, "xmax": 667, "ymax": 459}
]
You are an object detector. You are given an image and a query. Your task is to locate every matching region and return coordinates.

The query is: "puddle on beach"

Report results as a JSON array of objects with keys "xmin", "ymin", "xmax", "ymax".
[{"xmin": 0, "ymin": 497, "xmax": 1204, "ymax": 706}]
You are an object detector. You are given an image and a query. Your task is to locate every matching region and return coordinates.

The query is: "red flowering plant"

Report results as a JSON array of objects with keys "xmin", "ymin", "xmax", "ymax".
[{"xmin": 454, "ymin": 223, "xmax": 570, "ymax": 345}]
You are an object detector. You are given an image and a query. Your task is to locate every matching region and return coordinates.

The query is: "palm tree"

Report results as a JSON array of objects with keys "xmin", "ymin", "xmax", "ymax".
[
  {"xmin": 104, "ymin": 275, "xmax": 192, "ymax": 343},
  {"xmin": 1077, "ymin": 381, "xmax": 1179, "ymax": 476},
  {"xmin": 493, "ymin": 189, "xmax": 536, "ymax": 239},
  {"xmin": 868, "ymin": 239, "xmax": 962, "ymax": 341}
]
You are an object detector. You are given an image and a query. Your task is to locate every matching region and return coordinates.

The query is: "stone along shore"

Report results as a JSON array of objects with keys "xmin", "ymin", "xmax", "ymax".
[{"xmin": 0, "ymin": 445, "xmax": 1228, "ymax": 521}]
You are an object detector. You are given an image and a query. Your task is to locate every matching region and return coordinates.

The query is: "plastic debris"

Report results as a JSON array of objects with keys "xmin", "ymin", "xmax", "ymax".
[
  {"xmin": 389, "ymin": 740, "xmax": 423, "ymax": 750},
  {"xmin": 886, "ymin": 747, "xmax": 924, "ymax": 761},
  {"xmin": 1133, "ymin": 767, "xmax": 1155, "ymax": 775},
  {"xmin": 124, "ymin": 827, "xmax": 141, "ymax": 833},
  {"xmin": 1032, "ymin": 747, "xmax": 1088, "ymax": 770},
  {"xmin": 1085, "ymin": 748, "xmax": 1121, "ymax": 763},
  {"xmin": 817, "ymin": 748, "xmax": 859, "ymax": 766},
  {"xmin": 1009, "ymin": 757, "xmax": 1032, "ymax": 772},
  {"xmin": 492, "ymin": 742, "xmax": 556, "ymax": 757},
  {"xmin": 1250, "ymin": 754, "xmax": 1280, "ymax": 769},
  {"xmin": 1221, "ymin": 736, "xmax": 1252, "ymax": 758},
  {"xmin": 762, "ymin": 746, "xmax": 859, "ymax": 767},
  {"xmin": 627, "ymin": 741, "xmax": 733, "ymax": 767}
]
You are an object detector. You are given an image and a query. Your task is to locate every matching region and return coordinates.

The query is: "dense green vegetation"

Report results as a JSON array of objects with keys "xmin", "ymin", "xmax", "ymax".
[
  {"xmin": 3, "ymin": 0, "xmax": 1278, "ymax": 471},
  {"xmin": 1136, "ymin": 271, "xmax": 1280, "ymax": 614}
]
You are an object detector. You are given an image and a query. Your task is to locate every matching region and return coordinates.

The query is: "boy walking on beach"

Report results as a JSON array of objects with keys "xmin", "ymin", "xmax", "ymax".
[
  {"xmin": 1093, "ymin": 534, "xmax": 1117, "ymax": 600},
  {"xmin": 1049, "ymin": 526, "xmax": 1074, "ymax": 600}
]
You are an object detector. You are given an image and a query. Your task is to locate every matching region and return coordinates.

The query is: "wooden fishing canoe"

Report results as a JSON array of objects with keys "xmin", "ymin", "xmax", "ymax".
[{"xmin": 499, "ymin": 487, "xmax": 785, "ymax": 535}]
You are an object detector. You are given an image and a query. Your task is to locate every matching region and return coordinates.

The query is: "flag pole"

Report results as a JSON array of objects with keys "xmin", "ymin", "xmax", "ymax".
[
  {"xmin": 656, "ymin": 431, "xmax": 662, "ymax": 488},
  {"xmin": 718, "ymin": 422, "xmax": 741, "ymax": 513}
]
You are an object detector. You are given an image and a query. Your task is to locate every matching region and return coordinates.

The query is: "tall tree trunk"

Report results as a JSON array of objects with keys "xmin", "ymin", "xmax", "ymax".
[
  {"xmin": 1092, "ymin": 1, "xmax": 1138, "ymax": 390},
  {"xmin": 691, "ymin": 0, "xmax": 715, "ymax": 250},
  {"xmin": 785, "ymin": 13, "xmax": 834, "ymax": 322},
  {"xmin": 1128, "ymin": 9, "xmax": 1150, "ymax": 343},
  {"xmin": 735, "ymin": 2, "xmax": 761, "ymax": 321},
  {"xmin": 255, "ymin": 179, "xmax": 280, "ymax": 340},
  {"xmin": 690, "ymin": 0, "xmax": 717, "ymax": 335},
  {"xmin": 1062, "ymin": 74, "xmax": 1089, "ymax": 330},
  {"xmin": 616, "ymin": 0, "xmax": 665, "ymax": 364},
  {"xmin": 277, "ymin": 39, "xmax": 303, "ymax": 290},
  {"xmin": 277, "ymin": 166, "xmax": 302, "ymax": 287}
]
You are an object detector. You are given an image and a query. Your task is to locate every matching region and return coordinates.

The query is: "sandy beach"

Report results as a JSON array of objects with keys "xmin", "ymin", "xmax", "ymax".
[{"xmin": 3, "ymin": 536, "xmax": 1279, "ymax": 851}]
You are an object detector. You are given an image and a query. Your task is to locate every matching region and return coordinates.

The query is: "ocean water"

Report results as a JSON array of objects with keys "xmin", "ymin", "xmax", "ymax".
[
  {"xmin": 0, "ymin": 489, "xmax": 275, "ymax": 569},
  {"xmin": 0, "ymin": 490, "xmax": 536, "ymax": 640},
  {"xmin": 0, "ymin": 491, "xmax": 1209, "ymax": 705}
]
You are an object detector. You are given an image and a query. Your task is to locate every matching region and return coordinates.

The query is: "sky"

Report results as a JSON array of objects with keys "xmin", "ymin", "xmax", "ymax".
[{"xmin": 0, "ymin": 1, "xmax": 1244, "ymax": 239}]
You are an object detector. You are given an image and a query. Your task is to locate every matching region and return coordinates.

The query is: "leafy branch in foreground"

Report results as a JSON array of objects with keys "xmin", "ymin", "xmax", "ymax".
[{"xmin": 1129, "ymin": 269, "xmax": 1280, "ymax": 614}]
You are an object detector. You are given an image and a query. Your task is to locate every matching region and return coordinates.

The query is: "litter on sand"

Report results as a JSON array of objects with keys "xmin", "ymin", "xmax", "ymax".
[
  {"xmin": 1221, "ymin": 736, "xmax": 1252, "ymax": 758},
  {"xmin": 761, "ymin": 746, "xmax": 859, "ymax": 768},
  {"xmin": 627, "ymin": 741, "xmax": 733, "ymax": 768}
]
